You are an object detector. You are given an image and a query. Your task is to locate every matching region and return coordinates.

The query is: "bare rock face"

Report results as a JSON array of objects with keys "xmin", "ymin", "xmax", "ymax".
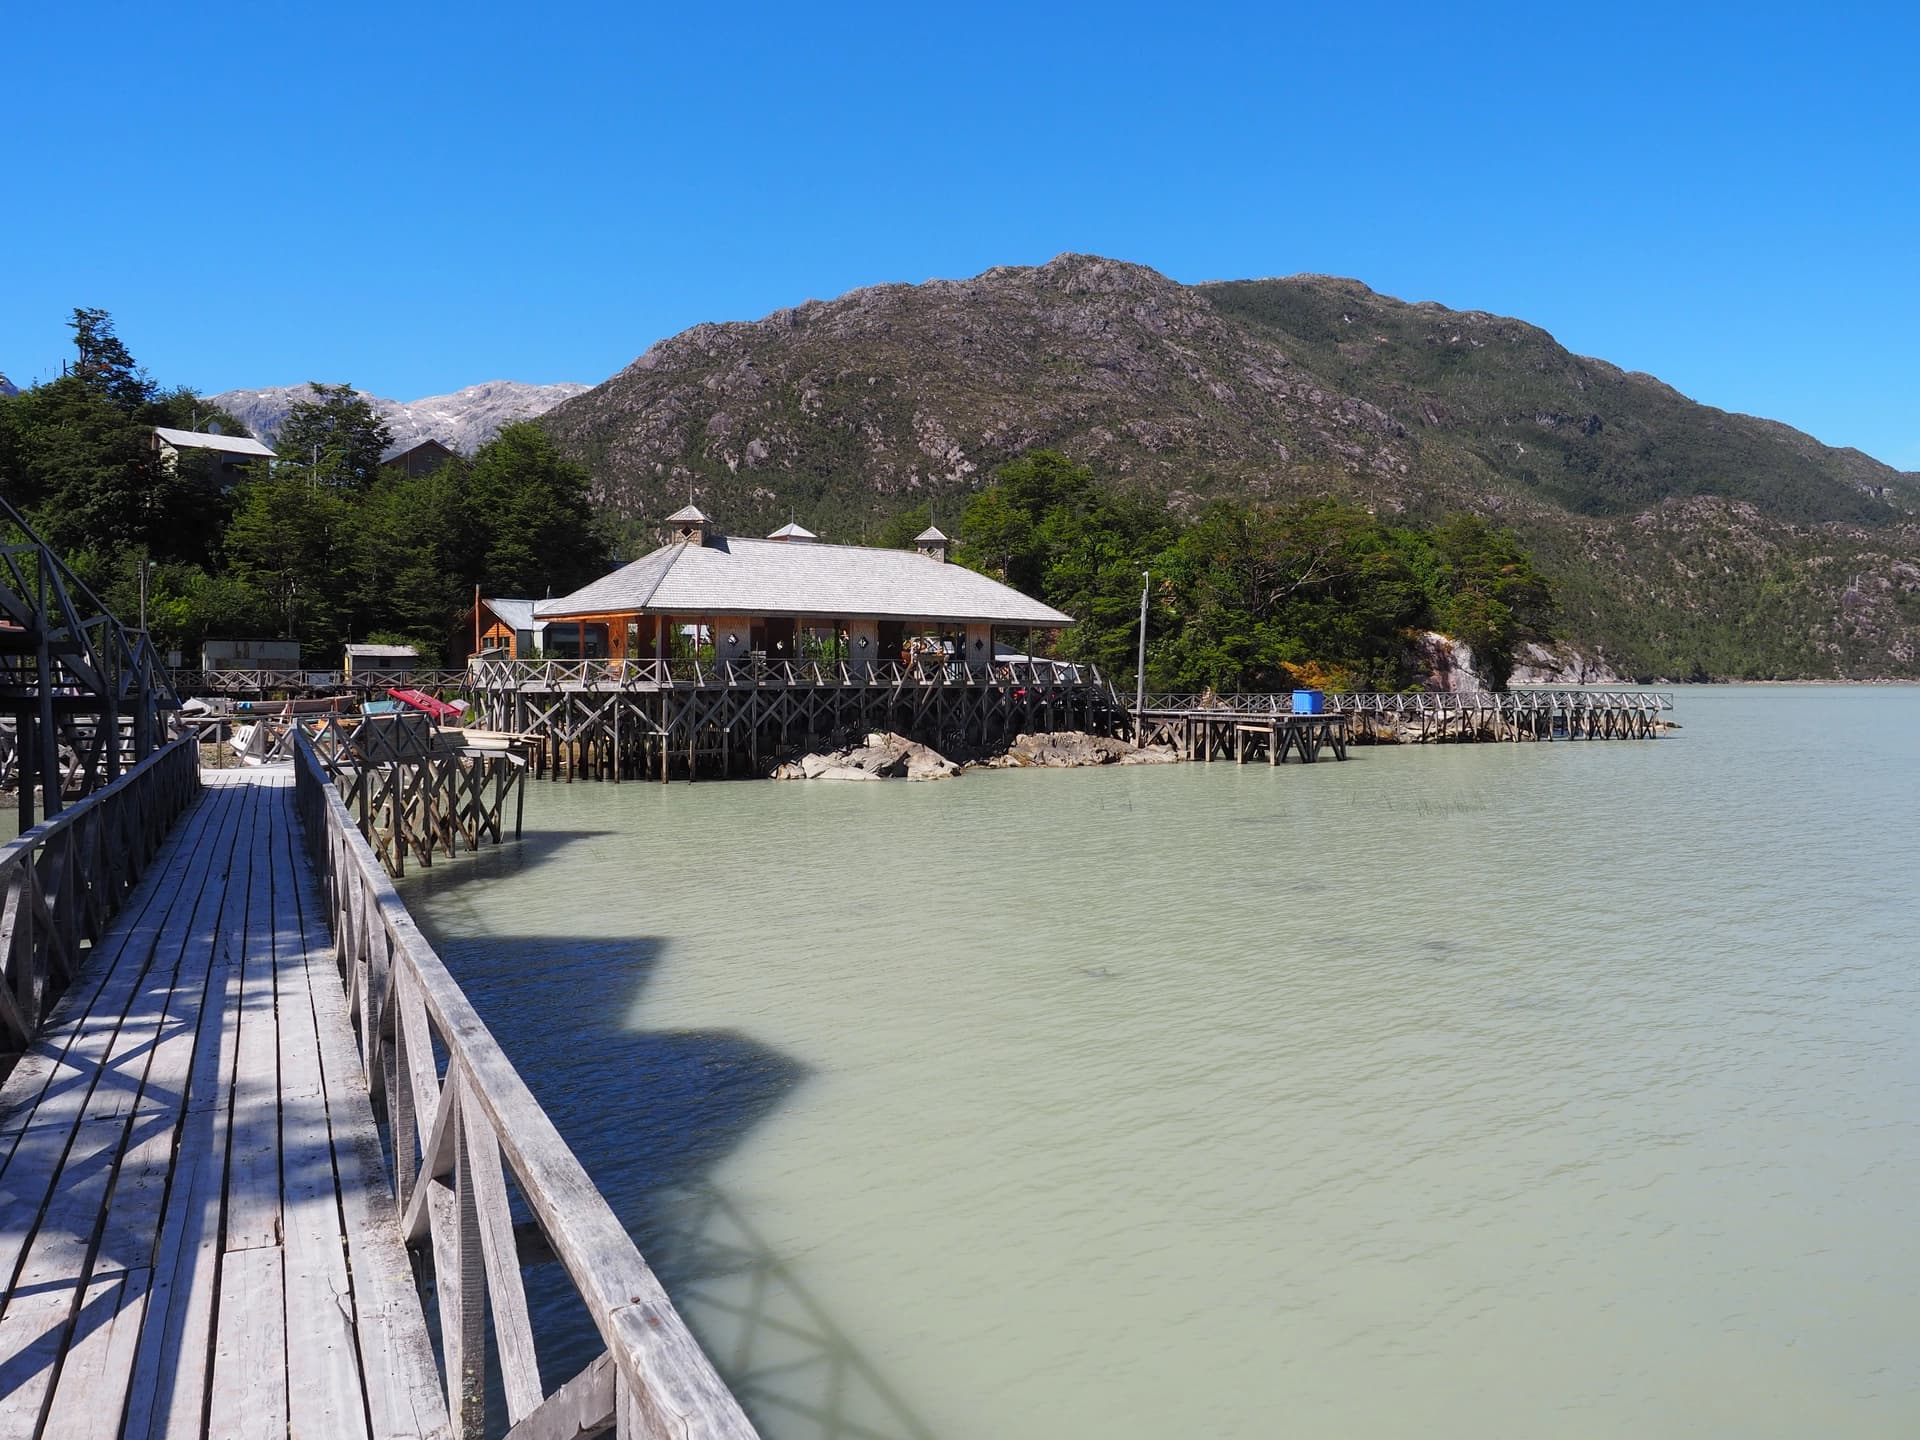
[
  {"xmin": 1509, "ymin": 642, "xmax": 1623, "ymax": 686},
  {"xmin": 986, "ymin": 731, "xmax": 1178, "ymax": 768},
  {"xmin": 1414, "ymin": 632, "xmax": 1484, "ymax": 694}
]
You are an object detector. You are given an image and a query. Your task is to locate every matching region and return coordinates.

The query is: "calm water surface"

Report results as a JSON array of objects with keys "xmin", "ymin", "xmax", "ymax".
[{"xmin": 401, "ymin": 687, "xmax": 1920, "ymax": 1439}]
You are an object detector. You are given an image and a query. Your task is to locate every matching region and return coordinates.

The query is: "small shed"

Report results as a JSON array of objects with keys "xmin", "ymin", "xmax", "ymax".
[
  {"xmin": 343, "ymin": 642, "xmax": 419, "ymax": 679},
  {"xmin": 201, "ymin": 637, "xmax": 301, "ymax": 672}
]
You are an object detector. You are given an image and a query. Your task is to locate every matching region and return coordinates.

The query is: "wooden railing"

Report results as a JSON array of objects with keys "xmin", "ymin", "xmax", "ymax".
[
  {"xmin": 468, "ymin": 655, "xmax": 1100, "ymax": 691},
  {"xmin": 1140, "ymin": 689, "xmax": 1676, "ymax": 716},
  {"xmin": 292, "ymin": 731, "xmax": 757, "ymax": 1439},
  {"xmin": 0, "ymin": 734, "xmax": 201, "ymax": 1075},
  {"xmin": 172, "ymin": 668, "xmax": 471, "ymax": 695}
]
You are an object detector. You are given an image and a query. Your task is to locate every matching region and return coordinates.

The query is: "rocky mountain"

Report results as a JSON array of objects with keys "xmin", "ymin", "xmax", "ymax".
[
  {"xmin": 210, "ymin": 379, "xmax": 588, "ymax": 457},
  {"xmin": 540, "ymin": 255, "xmax": 1920, "ymax": 682},
  {"xmin": 0, "ymin": 373, "xmax": 18, "ymax": 398}
]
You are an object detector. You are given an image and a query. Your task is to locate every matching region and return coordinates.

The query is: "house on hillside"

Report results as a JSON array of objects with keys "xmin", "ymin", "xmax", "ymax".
[
  {"xmin": 384, "ymin": 438, "xmax": 457, "ymax": 478},
  {"xmin": 531, "ymin": 506, "xmax": 1072, "ymax": 665},
  {"xmin": 151, "ymin": 427, "xmax": 276, "ymax": 488}
]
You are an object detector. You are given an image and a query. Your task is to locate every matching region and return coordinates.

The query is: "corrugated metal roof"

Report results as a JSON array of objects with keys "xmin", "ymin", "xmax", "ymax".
[
  {"xmin": 344, "ymin": 643, "xmax": 419, "ymax": 657},
  {"xmin": 537, "ymin": 536, "xmax": 1074, "ymax": 626},
  {"xmin": 153, "ymin": 426, "xmax": 276, "ymax": 458},
  {"xmin": 767, "ymin": 522, "xmax": 817, "ymax": 540},
  {"xmin": 481, "ymin": 598, "xmax": 548, "ymax": 633}
]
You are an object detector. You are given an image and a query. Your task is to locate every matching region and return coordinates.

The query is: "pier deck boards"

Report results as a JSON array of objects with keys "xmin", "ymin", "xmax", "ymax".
[{"xmin": 0, "ymin": 769, "xmax": 447, "ymax": 1440}]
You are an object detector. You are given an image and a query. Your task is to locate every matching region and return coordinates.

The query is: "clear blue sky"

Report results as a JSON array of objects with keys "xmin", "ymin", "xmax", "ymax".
[{"xmin": 5, "ymin": 1, "xmax": 1915, "ymax": 467}]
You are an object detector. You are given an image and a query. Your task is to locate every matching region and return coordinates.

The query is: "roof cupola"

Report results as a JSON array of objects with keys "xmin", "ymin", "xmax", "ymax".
[
  {"xmin": 665, "ymin": 503, "xmax": 715, "ymax": 546},
  {"xmin": 915, "ymin": 526, "xmax": 951, "ymax": 563}
]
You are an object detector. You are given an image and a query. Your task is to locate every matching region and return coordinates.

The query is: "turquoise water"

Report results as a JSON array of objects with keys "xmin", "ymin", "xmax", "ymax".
[{"xmin": 401, "ymin": 687, "xmax": 1920, "ymax": 1438}]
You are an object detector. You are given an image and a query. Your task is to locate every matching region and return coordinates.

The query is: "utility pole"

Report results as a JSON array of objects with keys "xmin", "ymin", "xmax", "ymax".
[
  {"xmin": 1135, "ymin": 569, "xmax": 1150, "ymax": 721},
  {"xmin": 138, "ymin": 557, "xmax": 152, "ymax": 635}
]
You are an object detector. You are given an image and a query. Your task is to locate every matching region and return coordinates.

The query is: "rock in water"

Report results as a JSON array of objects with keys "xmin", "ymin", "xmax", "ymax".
[
  {"xmin": 988, "ymin": 731, "xmax": 1179, "ymax": 767},
  {"xmin": 772, "ymin": 731, "xmax": 960, "ymax": 781}
]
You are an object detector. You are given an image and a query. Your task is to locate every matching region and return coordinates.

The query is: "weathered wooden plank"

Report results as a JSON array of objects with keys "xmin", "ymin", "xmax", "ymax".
[
  {"xmin": 206, "ymin": 1242, "xmax": 288, "ymax": 1440},
  {"xmin": 463, "ymin": 1094, "xmax": 543, "ymax": 1424},
  {"xmin": 281, "ymin": 1098, "xmax": 370, "ymax": 1440},
  {"xmin": 0, "ymin": 1115, "xmax": 124, "ymax": 1436},
  {"xmin": 503, "ymin": 1350, "xmax": 616, "ymax": 1440},
  {"xmin": 39, "ymin": 1267, "xmax": 149, "ymax": 1440},
  {"xmin": 225, "ymin": 779, "xmax": 283, "ymax": 1253}
]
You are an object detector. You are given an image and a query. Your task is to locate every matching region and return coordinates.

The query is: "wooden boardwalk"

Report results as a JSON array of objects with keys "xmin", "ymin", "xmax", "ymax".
[{"xmin": 0, "ymin": 769, "xmax": 447, "ymax": 1439}]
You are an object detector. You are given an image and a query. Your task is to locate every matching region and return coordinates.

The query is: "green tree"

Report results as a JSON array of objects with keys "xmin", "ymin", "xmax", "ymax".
[
  {"xmin": 224, "ymin": 475, "xmax": 353, "ymax": 653},
  {"xmin": 1421, "ymin": 514, "xmax": 1556, "ymax": 689},
  {"xmin": 69, "ymin": 307, "xmax": 155, "ymax": 411},
  {"xmin": 274, "ymin": 384, "xmax": 393, "ymax": 490},
  {"xmin": 953, "ymin": 451, "xmax": 1173, "ymax": 674},
  {"xmin": 352, "ymin": 458, "xmax": 477, "ymax": 657},
  {"xmin": 465, "ymin": 422, "xmax": 605, "ymax": 596}
]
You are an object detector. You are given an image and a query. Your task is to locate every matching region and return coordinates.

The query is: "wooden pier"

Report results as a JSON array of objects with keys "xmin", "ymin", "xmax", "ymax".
[
  {"xmin": 0, "ymin": 757, "xmax": 757, "ymax": 1438},
  {"xmin": 466, "ymin": 656, "xmax": 1122, "ymax": 782},
  {"xmin": 1139, "ymin": 689, "xmax": 1673, "ymax": 743},
  {"xmin": 1134, "ymin": 709, "xmax": 1351, "ymax": 764}
]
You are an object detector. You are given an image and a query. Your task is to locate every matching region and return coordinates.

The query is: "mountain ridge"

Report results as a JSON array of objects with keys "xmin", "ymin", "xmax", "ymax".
[{"xmin": 209, "ymin": 378, "xmax": 588, "ymax": 457}]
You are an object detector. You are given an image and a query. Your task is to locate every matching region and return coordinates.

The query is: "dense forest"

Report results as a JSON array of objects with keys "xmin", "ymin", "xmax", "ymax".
[
  {"xmin": 0, "ymin": 311, "xmax": 605, "ymax": 664},
  {"xmin": 0, "ymin": 310, "xmax": 1555, "ymax": 690}
]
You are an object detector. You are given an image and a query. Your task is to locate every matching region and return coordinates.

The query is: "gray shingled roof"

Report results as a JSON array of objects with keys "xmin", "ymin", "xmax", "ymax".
[
  {"xmin": 481, "ymin": 598, "xmax": 548, "ymax": 633},
  {"xmin": 537, "ymin": 536, "xmax": 1073, "ymax": 626},
  {"xmin": 153, "ymin": 426, "xmax": 276, "ymax": 458}
]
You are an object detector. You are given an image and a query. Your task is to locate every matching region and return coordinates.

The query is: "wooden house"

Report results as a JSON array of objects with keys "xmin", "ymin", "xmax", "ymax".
[
  {"xmin": 531, "ymin": 507, "xmax": 1073, "ymax": 665},
  {"xmin": 474, "ymin": 598, "xmax": 550, "ymax": 658}
]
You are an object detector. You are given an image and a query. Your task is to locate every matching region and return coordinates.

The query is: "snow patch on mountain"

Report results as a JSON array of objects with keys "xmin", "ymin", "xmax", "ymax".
[{"xmin": 208, "ymin": 379, "xmax": 590, "ymax": 457}]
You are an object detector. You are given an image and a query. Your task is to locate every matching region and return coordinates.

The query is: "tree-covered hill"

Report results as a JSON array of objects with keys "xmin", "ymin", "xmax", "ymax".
[{"xmin": 540, "ymin": 255, "xmax": 1920, "ymax": 680}]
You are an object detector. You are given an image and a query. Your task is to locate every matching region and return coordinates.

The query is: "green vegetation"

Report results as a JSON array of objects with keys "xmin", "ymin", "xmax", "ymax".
[
  {"xmin": 0, "ymin": 311, "xmax": 606, "ymax": 665},
  {"xmin": 951, "ymin": 452, "xmax": 1555, "ymax": 692}
]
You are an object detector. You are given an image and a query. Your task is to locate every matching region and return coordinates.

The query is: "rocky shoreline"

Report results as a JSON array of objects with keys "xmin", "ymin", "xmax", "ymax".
[{"xmin": 772, "ymin": 729, "xmax": 1179, "ymax": 782}]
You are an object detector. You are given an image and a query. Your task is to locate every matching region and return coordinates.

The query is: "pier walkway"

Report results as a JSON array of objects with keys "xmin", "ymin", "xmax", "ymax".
[
  {"xmin": 0, "ymin": 769, "xmax": 446, "ymax": 1439},
  {"xmin": 1, "ymin": 759, "xmax": 756, "ymax": 1440}
]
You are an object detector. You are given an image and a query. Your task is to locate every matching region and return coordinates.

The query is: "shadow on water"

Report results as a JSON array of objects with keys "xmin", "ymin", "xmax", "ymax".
[
  {"xmin": 435, "ymin": 933, "xmax": 939, "ymax": 1440},
  {"xmin": 398, "ymin": 828, "xmax": 621, "ymax": 894}
]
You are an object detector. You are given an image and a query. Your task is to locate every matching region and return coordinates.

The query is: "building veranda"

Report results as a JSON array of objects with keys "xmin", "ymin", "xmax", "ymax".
[{"xmin": 465, "ymin": 508, "xmax": 1123, "ymax": 780}]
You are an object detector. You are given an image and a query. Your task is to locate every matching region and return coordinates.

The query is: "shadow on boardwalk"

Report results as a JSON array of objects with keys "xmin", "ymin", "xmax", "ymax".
[{"xmin": 434, "ymin": 933, "xmax": 939, "ymax": 1440}]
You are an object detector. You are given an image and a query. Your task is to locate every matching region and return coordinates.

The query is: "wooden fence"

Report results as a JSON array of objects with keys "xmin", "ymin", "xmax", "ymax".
[
  {"xmin": 468, "ymin": 654, "xmax": 1095, "ymax": 692},
  {"xmin": 0, "ymin": 734, "xmax": 201, "ymax": 1076},
  {"xmin": 292, "ymin": 731, "xmax": 757, "ymax": 1439}
]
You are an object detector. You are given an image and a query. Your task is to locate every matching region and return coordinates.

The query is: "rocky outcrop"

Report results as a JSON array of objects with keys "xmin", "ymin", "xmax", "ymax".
[
  {"xmin": 1509, "ymin": 641, "xmax": 1623, "ymax": 686},
  {"xmin": 983, "ymin": 731, "xmax": 1179, "ymax": 768},
  {"xmin": 772, "ymin": 731, "xmax": 961, "ymax": 781},
  {"xmin": 1413, "ymin": 632, "xmax": 1484, "ymax": 693}
]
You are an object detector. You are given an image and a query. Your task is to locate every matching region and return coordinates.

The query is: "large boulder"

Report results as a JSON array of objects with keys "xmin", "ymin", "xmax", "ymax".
[
  {"xmin": 771, "ymin": 731, "xmax": 960, "ymax": 781},
  {"xmin": 988, "ymin": 731, "xmax": 1179, "ymax": 768}
]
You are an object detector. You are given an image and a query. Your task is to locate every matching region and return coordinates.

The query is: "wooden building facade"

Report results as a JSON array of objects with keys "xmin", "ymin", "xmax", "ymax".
[{"xmin": 466, "ymin": 509, "xmax": 1122, "ymax": 780}]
